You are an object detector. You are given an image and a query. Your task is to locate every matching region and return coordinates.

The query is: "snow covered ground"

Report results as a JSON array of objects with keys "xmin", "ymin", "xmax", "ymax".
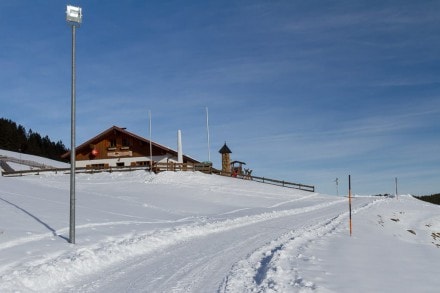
[{"xmin": 1, "ymin": 151, "xmax": 439, "ymax": 292}]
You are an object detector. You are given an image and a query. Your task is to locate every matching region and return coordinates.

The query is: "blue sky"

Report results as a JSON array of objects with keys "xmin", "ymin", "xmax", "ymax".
[{"xmin": 1, "ymin": 1, "xmax": 439, "ymax": 195}]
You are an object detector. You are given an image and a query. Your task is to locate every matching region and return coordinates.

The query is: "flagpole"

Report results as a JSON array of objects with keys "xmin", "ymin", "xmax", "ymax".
[
  {"xmin": 149, "ymin": 110, "xmax": 153, "ymax": 172},
  {"xmin": 206, "ymin": 107, "xmax": 211, "ymax": 162},
  {"xmin": 349, "ymin": 175, "xmax": 353, "ymax": 236}
]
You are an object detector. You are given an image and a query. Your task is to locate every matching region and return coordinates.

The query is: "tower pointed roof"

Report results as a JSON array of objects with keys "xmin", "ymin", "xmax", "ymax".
[{"xmin": 218, "ymin": 142, "xmax": 232, "ymax": 154}]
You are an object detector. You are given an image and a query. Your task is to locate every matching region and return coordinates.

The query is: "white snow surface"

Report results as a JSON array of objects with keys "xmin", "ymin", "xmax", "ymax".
[{"xmin": 1, "ymin": 152, "xmax": 439, "ymax": 292}]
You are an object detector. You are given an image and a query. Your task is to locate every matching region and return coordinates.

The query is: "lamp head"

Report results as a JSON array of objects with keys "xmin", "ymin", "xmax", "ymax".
[{"xmin": 66, "ymin": 5, "xmax": 82, "ymax": 25}]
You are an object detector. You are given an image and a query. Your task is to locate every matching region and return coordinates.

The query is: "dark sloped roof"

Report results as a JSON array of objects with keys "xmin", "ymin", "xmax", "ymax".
[
  {"xmin": 61, "ymin": 126, "xmax": 199, "ymax": 163},
  {"xmin": 218, "ymin": 143, "xmax": 232, "ymax": 154}
]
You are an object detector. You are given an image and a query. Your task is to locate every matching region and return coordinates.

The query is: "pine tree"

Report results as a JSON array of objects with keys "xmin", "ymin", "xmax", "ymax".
[{"xmin": 0, "ymin": 118, "xmax": 68, "ymax": 161}]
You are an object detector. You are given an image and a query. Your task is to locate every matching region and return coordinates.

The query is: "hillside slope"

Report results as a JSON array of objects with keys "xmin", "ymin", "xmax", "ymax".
[{"xmin": 0, "ymin": 163, "xmax": 439, "ymax": 292}]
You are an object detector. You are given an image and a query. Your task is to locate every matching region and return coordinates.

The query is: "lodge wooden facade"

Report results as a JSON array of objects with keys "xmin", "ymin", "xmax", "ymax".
[{"xmin": 61, "ymin": 126, "xmax": 199, "ymax": 168}]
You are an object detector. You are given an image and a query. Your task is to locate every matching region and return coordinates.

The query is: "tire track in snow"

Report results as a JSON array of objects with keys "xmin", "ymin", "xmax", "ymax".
[
  {"xmin": 219, "ymin": 198, "xmax": 383, "ymax": 292},
  {"xmin": 215, "ymin": 193, "xmax": 319, "ymax": 217},
  {"xmin": 267, "ymin": 193, "xmax": 318, "ymax": 208},
  {"xmin": 0, "ymin": 218, "xmax": 195, "ymax": 252},
  {"xmin": 0, "ymin": 198, "xmax": 347, "ymax": 292}
]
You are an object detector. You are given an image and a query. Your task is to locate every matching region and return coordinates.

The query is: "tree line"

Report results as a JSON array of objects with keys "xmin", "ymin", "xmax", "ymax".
[
  {"xmin": 415, "ymin": 194, "xmax": 440, "ymax": 205},
  {"xmin": 0, "ymin": 118, "xmax": 68, "ymax": 161}
]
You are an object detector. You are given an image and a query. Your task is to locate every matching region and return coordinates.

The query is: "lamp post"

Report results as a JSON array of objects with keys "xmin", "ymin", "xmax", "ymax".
[{"xmin": 66, "ymin": 5, "xmax": 82, "ymax": 244}]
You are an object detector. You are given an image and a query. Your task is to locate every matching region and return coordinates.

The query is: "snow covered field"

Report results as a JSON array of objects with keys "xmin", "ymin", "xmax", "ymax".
[{"xmin": 1, "ymin": 152, "xmax": 439, "ymax": 292}]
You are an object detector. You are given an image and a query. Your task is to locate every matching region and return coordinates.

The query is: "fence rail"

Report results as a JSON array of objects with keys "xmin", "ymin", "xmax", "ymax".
[
  {"xmin": 1, "ymin": 161, "xmax": 314, "ymax": 192},
  {"xmin": 1, "ymin": 165, "xmax": 148, "ymax": 176},
  {"xmin": 0, "ymin": 156, "xmax": 54, "ymax": 169},
  {"xmin": 251, "ymin": 175, "xmax": 314, "ymax": 192},
  {"xmin": 211, "ymin": 169, "xmax": 314, "ymax": 192},
  {"xmin": 0, "ymin": 162, "xmax": 213, "ymax": 177},
  {"xmin": 152, "ymin": 162, "xmax": 213, "ymax": 173}
]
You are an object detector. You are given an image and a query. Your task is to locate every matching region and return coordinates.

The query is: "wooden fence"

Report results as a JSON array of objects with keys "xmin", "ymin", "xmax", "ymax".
[
  {"xmin": 1, "ymin": 162, "xmax": 314, "ymax": 192},
  {"xmin": 211, "ymin": 169, "xmax": 315, "ymax": 192},
  {"xmin": 152, "ymin": 162, "xmax": 213, "ymax": 173},
  {"xmin": 0, "ymin": 155, "xmax": 54, "ymax": 170},
  {"xmin": 0, "ymin": 162, "xmax": 212, "ymax": 177},
  {"xmin": 250, "ymin": 175, "xmax": 314, "ymax": 192}
]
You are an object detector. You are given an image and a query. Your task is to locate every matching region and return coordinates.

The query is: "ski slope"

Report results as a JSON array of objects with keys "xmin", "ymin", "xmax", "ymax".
[{"xmin": 1, "ymin": 151, "xmax": 439, "ymax": 292}]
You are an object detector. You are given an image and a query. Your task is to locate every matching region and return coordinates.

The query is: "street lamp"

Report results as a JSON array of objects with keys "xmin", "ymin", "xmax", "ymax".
[
  {"xmin": 66, "ymin": 5, "xmax": 82, "ymax": 24},
  {"xmin": 66, "ymin": 5, "xmax": 82, "ymax": 244}
]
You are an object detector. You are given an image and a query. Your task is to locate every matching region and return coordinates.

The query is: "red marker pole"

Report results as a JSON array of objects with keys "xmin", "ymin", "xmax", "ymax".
[{"xmin": 349, "ymin": 175, "xmax": 352, "ymax": 236}]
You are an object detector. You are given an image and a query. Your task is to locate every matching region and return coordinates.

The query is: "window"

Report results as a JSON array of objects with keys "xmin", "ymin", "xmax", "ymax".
[
  {"xmin": 110, "ymin": 139, "xmax": 116, "ymax": 147},
  {"xmin": 90, "ymin": 163, "xmax": 105, "ymax": 169},
  {"xmin": 116, "ymin": 162, "xmax": 125, "ymax": 167}
]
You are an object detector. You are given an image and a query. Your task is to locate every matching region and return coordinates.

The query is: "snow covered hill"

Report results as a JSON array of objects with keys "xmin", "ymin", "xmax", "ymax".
[{"xmin": 0, "ymin": 151, "xmax": 439, "ymax": 292}]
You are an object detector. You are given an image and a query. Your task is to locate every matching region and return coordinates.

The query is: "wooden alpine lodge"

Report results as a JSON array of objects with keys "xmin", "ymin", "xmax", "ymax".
[
  {"xmin": 1, "ymin": 126, "xmax": 315, "ymax": 192},
  {"xmin": 60, "ymin": 126, "xmax": 199, "ymax": 169}
]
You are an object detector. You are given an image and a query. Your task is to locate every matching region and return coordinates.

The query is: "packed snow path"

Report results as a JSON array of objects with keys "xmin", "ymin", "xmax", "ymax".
[
  {"xmin": 1, "ymin": 167, "xmax": 439, "ymax": 292},
  {"xmin": 63, "ymin": 196, "xmax": 370, "ymax": 292}
]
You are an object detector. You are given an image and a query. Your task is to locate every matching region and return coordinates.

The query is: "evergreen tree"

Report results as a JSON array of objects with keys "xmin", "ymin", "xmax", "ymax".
[{"xmin": 0, "ymin": 118, "xmax": 68, "ymax": 161}]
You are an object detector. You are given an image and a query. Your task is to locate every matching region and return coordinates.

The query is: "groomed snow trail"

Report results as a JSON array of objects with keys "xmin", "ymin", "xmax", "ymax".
[
  {"xmin": 220, "ymin": 199, "xmax": 379, "ymax": 292},
  {"xmin": 0, "ymin": 170, "xmax": 379, "ymax": 292},
  {"xmin": 60, "ymin": 199, "xmax": 375, "ymax": 292}
]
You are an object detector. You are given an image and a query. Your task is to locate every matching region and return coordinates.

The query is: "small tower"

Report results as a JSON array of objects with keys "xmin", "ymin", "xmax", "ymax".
[{"xmin": 218, "ymin": 142, "xmax": 232, "ymax": 174}]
